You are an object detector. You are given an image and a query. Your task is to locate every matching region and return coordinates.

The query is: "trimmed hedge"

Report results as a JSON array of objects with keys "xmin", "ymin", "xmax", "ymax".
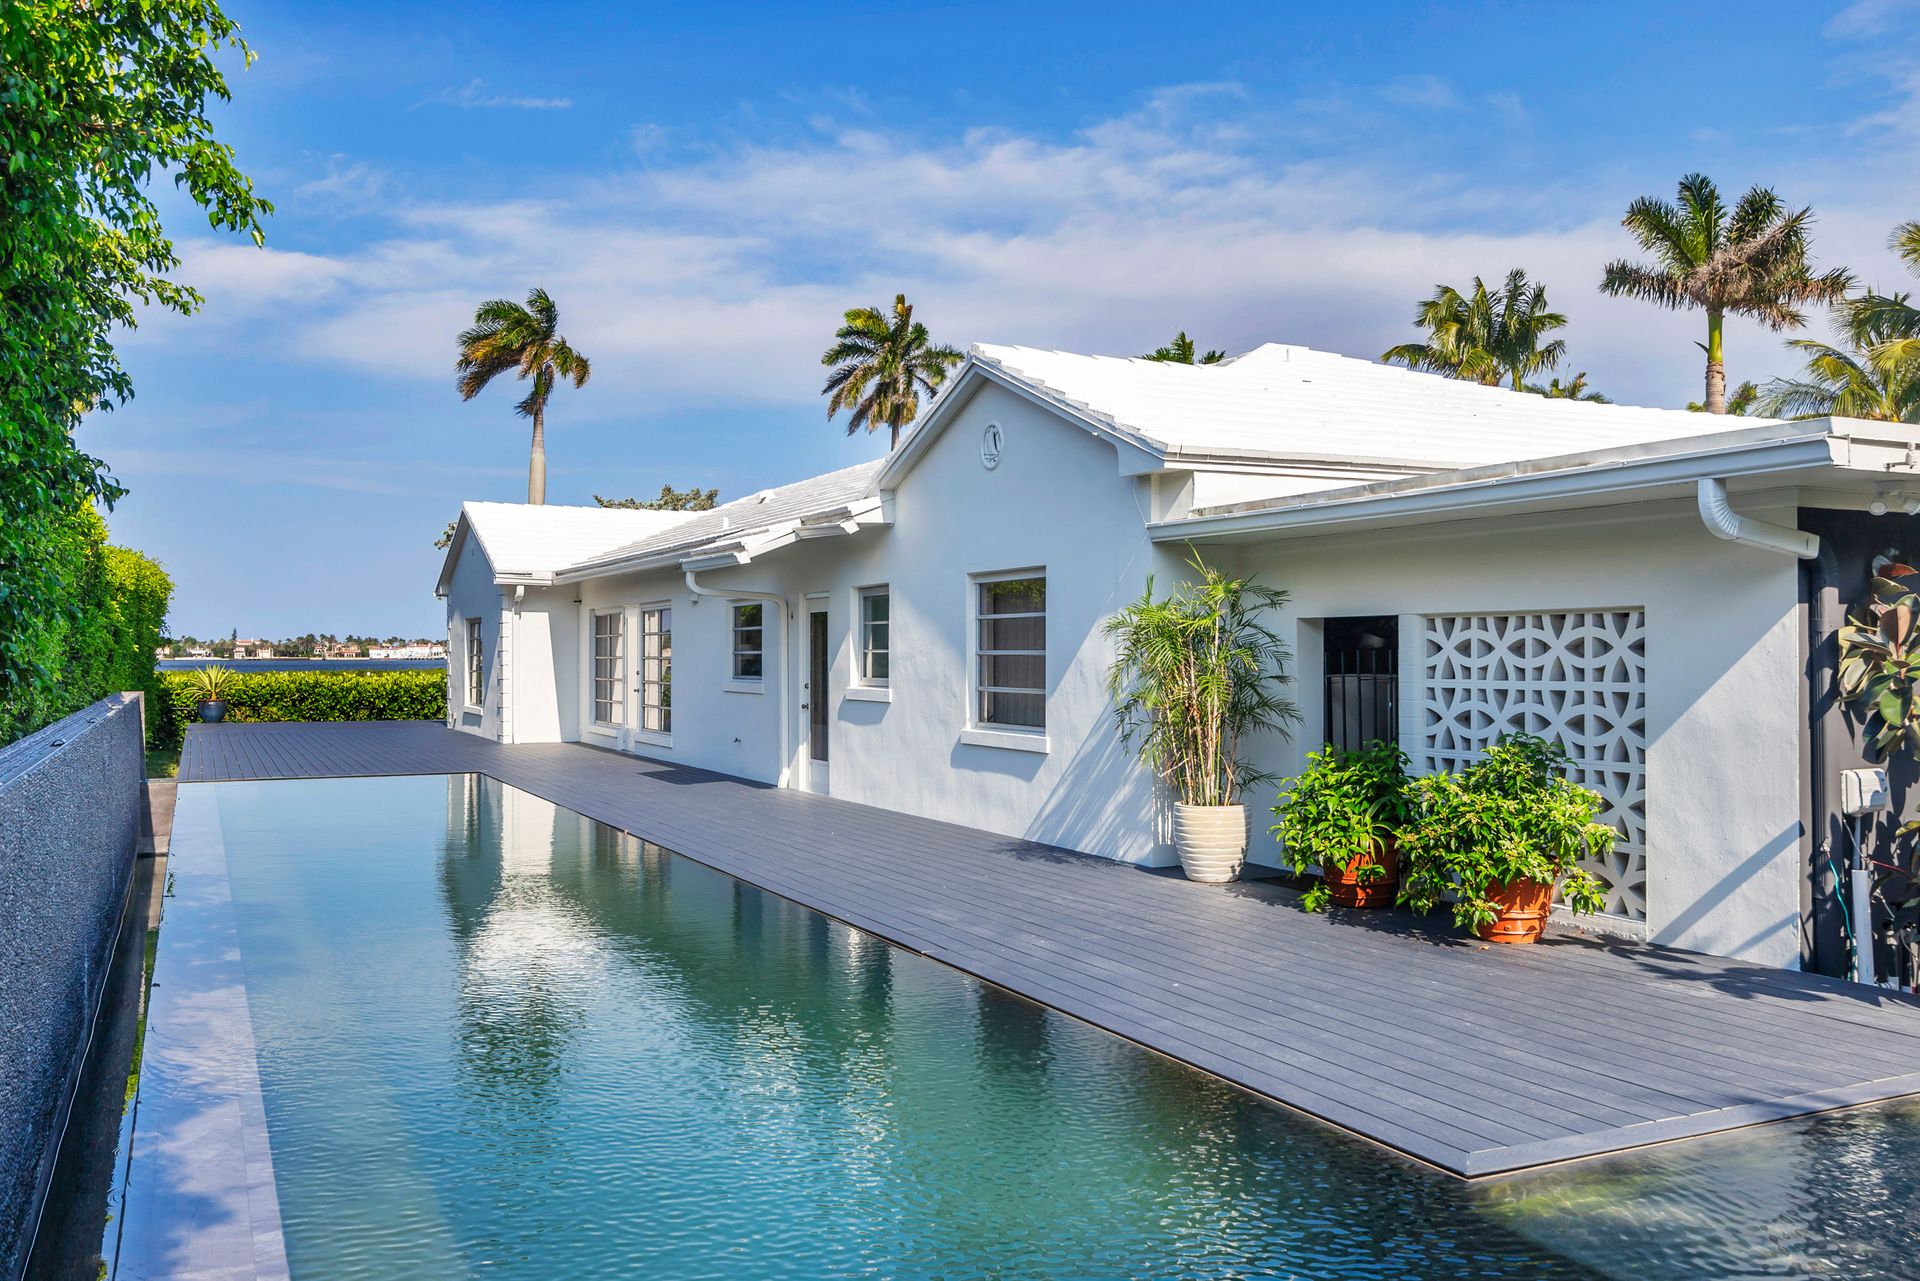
[
  {"xmin": 0, "ymin": 505, "xmax": 173, "ymax": 745},
  {"xmin": 158, "ymin": 669, "xmax": 447, "ymax": 746}
]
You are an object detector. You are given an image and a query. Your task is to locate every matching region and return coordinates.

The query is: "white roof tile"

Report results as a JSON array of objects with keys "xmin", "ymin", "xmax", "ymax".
[
  {"xmin": 460, "ymin": 502, "xmax": 696, "ymax": 579},
  {"xmin": 971, "ymin": 342, "xmax": 1774, "ymax": 470},
  {"xmin": 568, "ymin": 460, "xmax": 886, "ymax": 573}
]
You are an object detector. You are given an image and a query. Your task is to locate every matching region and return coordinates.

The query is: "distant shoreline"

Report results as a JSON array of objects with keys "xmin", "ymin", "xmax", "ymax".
[{"xmin": 158, "ymin": 657, "xmax": 446, "ymax": 672}]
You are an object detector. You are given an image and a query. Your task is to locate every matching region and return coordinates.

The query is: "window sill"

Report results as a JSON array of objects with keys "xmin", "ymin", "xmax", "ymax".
[
  {"xmin": 632, "ymin": 730, "xmax": 672, "ymax": 747},
  {"xmin": 723, "ymin": 679, "xmax": 765, "ymax": 695},
  {"xmin": 844, "ymin": 685, "xmax": 891, "ymax": 703},
  {"xmin": 463, "ymin": 704, "xmax": 484, "ymax": 715},
  {"xmin": 959, "ymin": 726, "xmax": 1049, "ymax": 754}
]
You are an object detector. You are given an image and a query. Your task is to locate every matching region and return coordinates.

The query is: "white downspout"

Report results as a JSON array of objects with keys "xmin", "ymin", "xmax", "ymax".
[
  {"xmin": 1697, "ymin": 478, "xmax": 1821, "ymax": 559},
  {"xmin": 504, "ymin": 585, "xmax": 525, "ymax": 744},
  {"xmin": 684, "ymin": 569, "xmax": 794, "ymax": 787}
]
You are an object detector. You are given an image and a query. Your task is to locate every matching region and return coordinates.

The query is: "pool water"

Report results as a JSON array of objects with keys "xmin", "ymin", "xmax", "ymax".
[{"xmin": 205, "ymin": 775, "xmax": 1920, "ymax": 1279}]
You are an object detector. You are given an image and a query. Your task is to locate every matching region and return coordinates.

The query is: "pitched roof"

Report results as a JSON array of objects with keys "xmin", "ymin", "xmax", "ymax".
[
  {"xmin": 963, "ymin": 342, "xmax": 1775, "ymax": 471},
  {"xmin": 443, "ymin": 502, "xmax": 698, "ymax": 590},
  {"xmin": 561, "ymin": 460, "xmax": 887, "ymax": 577}
]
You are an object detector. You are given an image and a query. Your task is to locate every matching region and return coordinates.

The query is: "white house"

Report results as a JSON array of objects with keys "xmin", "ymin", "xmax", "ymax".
[{"xmin": 438, "ymin": 341, "xmax": 1920, "ymax": 973}]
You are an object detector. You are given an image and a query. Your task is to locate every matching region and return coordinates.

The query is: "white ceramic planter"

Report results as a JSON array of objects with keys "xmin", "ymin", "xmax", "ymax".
[{"xmin": 1173, "ymin": 803, "xmax": 1247, "ymax": 883}]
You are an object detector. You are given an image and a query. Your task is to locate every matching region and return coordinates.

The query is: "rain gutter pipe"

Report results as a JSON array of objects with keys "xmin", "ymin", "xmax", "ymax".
[{"xmin": 1697, "ymin": 478, "xmax": 1820, "ymax": 559}]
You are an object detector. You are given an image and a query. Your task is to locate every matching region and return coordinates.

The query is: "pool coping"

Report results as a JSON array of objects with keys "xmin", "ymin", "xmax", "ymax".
[{"xmin": 115, "ymin": 785, "xmax": 290, "ymax": 1281}]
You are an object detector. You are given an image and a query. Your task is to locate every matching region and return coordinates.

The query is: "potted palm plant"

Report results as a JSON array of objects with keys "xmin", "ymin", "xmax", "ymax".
[
  {"xmin": 1104, "ymin": 555, "xmax": 1300, "ymax": 883},
  {"xmin": 1272, "ymin": 740, "xmax": 1412, "ymax": 911},
  {"xmin": 191, "ymin": 664, "xmax": 234, "ymax": 723},
  {"xmin": 1397, "ymin": 733, "xmax": 1612, "ymax": 944}
]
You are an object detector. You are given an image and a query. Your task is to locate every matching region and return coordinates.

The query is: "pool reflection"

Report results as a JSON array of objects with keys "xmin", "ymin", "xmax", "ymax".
[{"xmin": 203, "ymin": 773, "xmax": 1920, "ymax": 1280}]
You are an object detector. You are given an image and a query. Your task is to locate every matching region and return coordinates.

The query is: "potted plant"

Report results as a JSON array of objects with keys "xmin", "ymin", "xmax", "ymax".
[
  {"xmin": 1271, "ymin": 740, "xmax": 1412, "ymax": 911},
  {"xmin": 1397, "ymin": 733, "xmax": 1612, "ymax": 943},
  {"xmin": 191, "ymin": 664, "xmax": 234, "ymax": 723},
  {"xmin": 1104, "ymin": 554, "xmax": 1300, "ymax": 883}
]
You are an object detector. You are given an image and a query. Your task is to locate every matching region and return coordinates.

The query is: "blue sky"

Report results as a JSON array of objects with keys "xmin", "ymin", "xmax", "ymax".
[{"xmin": 96, "ymin": 0, "xmax": 1920, "ymax": 637}]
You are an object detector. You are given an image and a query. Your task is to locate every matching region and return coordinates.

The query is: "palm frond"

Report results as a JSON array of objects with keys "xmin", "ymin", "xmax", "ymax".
[
  {"xmin": 454, "ymin": 288, "xmax": 591, "ymax": 429},
  {"xmin": 1600, "ymin": 259, "xmax": 1689, "ymax": 308},
  {"xmin": 819, "ymin": 292, "xmax": 963, "ymax": 445}
]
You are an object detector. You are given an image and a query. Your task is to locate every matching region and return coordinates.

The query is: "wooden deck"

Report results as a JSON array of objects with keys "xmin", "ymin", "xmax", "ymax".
[{"xmin": 180, "ymin": 720, "xmax": 1920, "ymax": 1178}]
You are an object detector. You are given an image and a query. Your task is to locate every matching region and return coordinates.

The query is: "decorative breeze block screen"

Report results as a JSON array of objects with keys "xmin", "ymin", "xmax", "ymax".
[{"xmin": 1419, "ymin": 611, "xmax": 1648, "ymax": 922}]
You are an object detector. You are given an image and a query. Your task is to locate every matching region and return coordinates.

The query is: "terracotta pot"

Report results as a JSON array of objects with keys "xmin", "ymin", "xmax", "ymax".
[
  {"xmin": 1475, "ymin": 878, "xmax": 1555, "ymax": 944},
  {"xmin": 1323, "ymin": 840, "xmax": 1398, "ymax": 909},
  {"xmin": 1173, "ymin": 803, "xmax": 1247, "ymax": 883}
]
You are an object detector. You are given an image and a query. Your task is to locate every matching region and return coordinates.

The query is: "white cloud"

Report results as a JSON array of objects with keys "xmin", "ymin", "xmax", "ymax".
[
  {"xmin": 295, "ymin": 155, "xmax": 393, "ymax": 208},
  {"xmin": 1380, "ymin": 74, "xmax": 1461, "ymax": 111},
  {"xmin": 1824, "ymin": 0, "xmax": 1920, "ymax": 37},
  {"xmin": 1486, "ymin": 91, "xmax": 1527, "ymax": 122},
  {"xmin": 151, "ymin": 82, "xmax": 1920, "ymax": 416},
  {"xmin": 426, "ymin": 79, "xmax": 572, "ymax": 110}
]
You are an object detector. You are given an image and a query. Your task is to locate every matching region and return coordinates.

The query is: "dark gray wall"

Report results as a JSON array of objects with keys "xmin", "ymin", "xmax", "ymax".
[
  {"xmin": 1801, "ymin": 510, "xmax": 1920, "ymax": 979},
  {"xmin": 0, "ymin": 695, "xmax": 144, "ymax": 1281}
]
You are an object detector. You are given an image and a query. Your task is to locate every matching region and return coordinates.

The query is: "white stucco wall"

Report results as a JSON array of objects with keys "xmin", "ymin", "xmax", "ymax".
[
  {"xmin": 1224, "ymin": 494, "xmax": 1806, "ymax": 967},
  {"xmin": 501, "ymin": 586, "xmax": 580, "ymax": 744},
  {"xmin": 478, "ymin": 396, "xmax": 1812, "ymax": 969},
  {"xmin": 443, "ymin": 539, "xmax": 503, "ymax": 740},
  {"xmin": 569, "ymin": 383, "xmax": 1183, "ymax": 863}
]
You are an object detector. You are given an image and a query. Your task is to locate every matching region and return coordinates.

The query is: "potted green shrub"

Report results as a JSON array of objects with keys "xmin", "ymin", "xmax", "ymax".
[
  {"xmin": 1104, "ymin": 555, "xmax": 1300, "ymax": 883},
  {"xmin": 191, "ymin": 664, "xmax": 234, "ymax": 723},
  {"xmin": 1271, "ymin": 740, "xmax": 1412, "ymax": 911},
  {"xmin": 1397, "ymin": 733, "xmax": 1612, "ymax": 943}
]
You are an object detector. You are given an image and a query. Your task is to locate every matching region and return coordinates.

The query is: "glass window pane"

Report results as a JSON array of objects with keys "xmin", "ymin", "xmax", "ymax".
[
  {"xmin": 980, "ymin": 578, "xmax": 1044, "ymax": 616},
  {"xmin": 870, "ymin": 651, "xmax": 888, "ymax": 681},
  {"xmin": 978, "ymin": 615, "xmax": 1045, "ymax": 652},
  {"xmin": 980, "ymin": 653, "xmax": 1045, "ymax": 692},
  {"xmin": 980, "ymin": 690, "xmax": 1045, "ymax": 728},
  {"xmin": 735, "ymin": 602, "xmax": 762, "ymax": 630},
  {"xmin": 736, "ymin": 653, "xmax": 763, "ymax": 680}
]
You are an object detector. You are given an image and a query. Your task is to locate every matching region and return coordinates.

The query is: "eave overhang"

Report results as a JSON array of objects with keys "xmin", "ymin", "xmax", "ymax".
[
  {"xmin": 1154, "ymin": 419, "xmax": 1920, "ymax": 545},
  {"xmin": 554, "ymin": 495, "xmax": 891, "ymax": 585}
]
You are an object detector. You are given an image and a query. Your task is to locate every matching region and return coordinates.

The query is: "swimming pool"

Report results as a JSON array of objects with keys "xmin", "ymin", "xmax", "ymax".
[{"xmin": 135, "ymin": 774, "xmax": 1920, "ymax": 1279}]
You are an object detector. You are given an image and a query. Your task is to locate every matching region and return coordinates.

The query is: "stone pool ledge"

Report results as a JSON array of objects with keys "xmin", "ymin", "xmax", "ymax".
[{"xmin": 117, "ymin": 785, "xmax": 290, "ymax": 1281}]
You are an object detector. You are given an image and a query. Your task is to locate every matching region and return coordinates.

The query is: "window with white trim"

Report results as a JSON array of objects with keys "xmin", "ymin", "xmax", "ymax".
[
  {"xmin": 975, "ymin": 574, "xmax": 1045, "ymax": 730},
  {"xmin": 465, "ymin": 617, "xmax": 484, "ymax": 707},
  {"xmin": 732, "ymin": 603, "xmax": 763, "ymax": 680},
  {"xmin": 591, "ymin": 610, "xmax": 625, "ymax": 726},
  {"xmin": 641, "ymin": 606, "xmax": 672, "ymax": 733},
  {"xmin": 857, "ymin": 587, "xmax": 890, "ymax": 685}
]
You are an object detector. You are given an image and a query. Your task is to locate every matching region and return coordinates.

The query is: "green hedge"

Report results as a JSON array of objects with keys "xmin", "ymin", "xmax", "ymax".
[
  {"xmin": 0, "ymin": 505, "xmax": 173, "ymax": 744},
  {"xmin": 158, "ymin": 669, "xmax": 448, "ymax": 746}
]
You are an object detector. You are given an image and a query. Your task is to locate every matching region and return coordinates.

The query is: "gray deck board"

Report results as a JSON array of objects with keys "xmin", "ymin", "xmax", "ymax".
[{"xmin": 179, "ymin": 720, "xmax": 1920, "ymax": 1177}]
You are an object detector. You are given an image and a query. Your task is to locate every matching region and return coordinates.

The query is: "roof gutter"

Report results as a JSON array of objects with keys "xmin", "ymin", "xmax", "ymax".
[
  {"xmin": 1155, "ymin": 430, "xmax": 1842, "ymax": 543},
  {"xmin": 683, "ymin": 570, "xmax": 796, "ymax": 789},
  {"xmin": 1697, "ymin": 477, "xmax": 1820, "ymax": 559}
]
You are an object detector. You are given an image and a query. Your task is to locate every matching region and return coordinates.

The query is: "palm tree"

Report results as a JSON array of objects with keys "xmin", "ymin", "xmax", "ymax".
[
  {"xmin": 1381, "ymin": 269, "xmax": 1567, "ymax": 391},
  {"xmin": 1143, "ymin": 332, "xmax": 1225, "ymax": 364},
  {"xmin": 1530, "ymin": 372, "xmax": 1610, "ymax": 402},
  {"xmin": 1845, "ymin": 221, "xmax": 1920, "ymax": 366},
  {"xmin": 1758, "ymin": 329, "xmax": 1918, "ymax": 423},
  {"xmin": 1688, "ymin": 380, "xmax": 1760, "ymax": 414},
  {"xmin": 1600, "ymin": 173, "xmax": 1851, "ymax": 414},
  {"xmin": 1758, "ymin": 224, "xmax": 1920, "ymax": 424},
  {"xmin": 820, "ymin": 294, "xmax": 963, "ymax": 450},
  {"xmin": 456, "ymin": 288, "xmax": 591, "ymax": 504}
]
